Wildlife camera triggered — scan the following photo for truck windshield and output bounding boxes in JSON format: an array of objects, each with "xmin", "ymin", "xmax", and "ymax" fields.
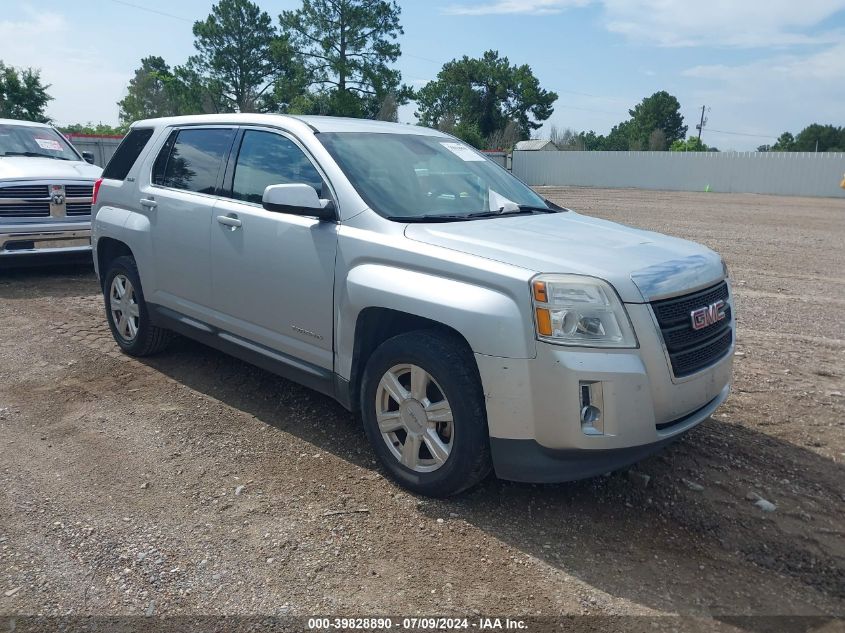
[
  {"xmin": 0, "ymin": 124, "xmax": 80, "ymax": 161},
  {"xmin": 318, "ymin": 132, "xmax": 548, "ymax": 220}
]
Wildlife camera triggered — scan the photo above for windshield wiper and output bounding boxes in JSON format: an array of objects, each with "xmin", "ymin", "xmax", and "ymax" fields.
[
  {"xmin": 0, "ymin": 151, "xmax": 70, "ymax": 160},
  {"xmin": 391, "ymin": 213, "xmax": 477, "ymax": 223},
  {"xmin": 390, "ymin": 205, "xmax": 562, "ymax": 223},
  {"xmin": 469, "ymin": 205, "xmax": 560, "ymax": 218}
]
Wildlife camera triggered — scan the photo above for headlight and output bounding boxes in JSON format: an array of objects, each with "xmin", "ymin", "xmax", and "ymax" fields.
[{"xmin": 531, "ymin": 274, "xmax": 638, "ymax": 348}]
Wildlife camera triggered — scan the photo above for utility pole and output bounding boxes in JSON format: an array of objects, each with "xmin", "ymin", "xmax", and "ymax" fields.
[{"xmin": 696, "ymin": 105, "xmax": 707, "ymax": 142}]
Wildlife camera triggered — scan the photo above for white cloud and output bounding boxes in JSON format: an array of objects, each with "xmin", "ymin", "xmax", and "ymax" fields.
[
  {"xmin": 0, "ymin": 8, "xmax": 130, "ymax": 125},
  {"xmin": 602, "ymin": 0, "xmax": 845, "ymax": 47},
  {"xmin": 681, "ymin": 41, "xmax": 845, "ymax": 144},
  {"xmin": 445, "ymin": 0, "xmax": 845, "ymax": 48},
  {"xmin": 443, "ymin": 0, "xmax": 590, "ymax": 16}
]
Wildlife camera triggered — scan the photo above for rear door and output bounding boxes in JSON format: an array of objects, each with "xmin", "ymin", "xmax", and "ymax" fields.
[
  {"xmin": 142, "ymin": 126, "xmax": 235, "ymax": 316},
  {"xmin": 209, "ymin": 127, "xmax": 338, "ymax": 371}
]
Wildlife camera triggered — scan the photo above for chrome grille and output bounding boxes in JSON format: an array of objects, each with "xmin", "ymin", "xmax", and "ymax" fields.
[
  {"xmin": 66, "ymin": 203, "xmax": 92, "ymax": 216},
  {"xmin": 0, "ymin": 184, "xmax": 49, "ymax": 199},
  {"xmin": 65, "ymin": 184, "xmax": 93, "ymax": 198},
  {"xmin": 0, "ymin": 181, "xmax": 94, "ymax": 219},
  {"xmin": 0, "ymin": 201, "xmax": 50, "ymax": 217}
]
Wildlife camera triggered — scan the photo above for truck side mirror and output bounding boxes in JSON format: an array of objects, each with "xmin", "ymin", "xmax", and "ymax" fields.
[
  {"xmin": 262, "ymin": 183, "xmax": 335, "ymax": 221},
  {"xmin": 82, "ymin": 151, "xmax": 96, "ymax": 165}
]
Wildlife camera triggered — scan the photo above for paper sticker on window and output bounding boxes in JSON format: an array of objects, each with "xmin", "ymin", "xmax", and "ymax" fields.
[
  {"xmin": 35, "ymin": 138, "xmax": 63, "ymax": 151},
  {"xmin": 440, "ymin": 142, "xmax": 486, "ymax": 162}
]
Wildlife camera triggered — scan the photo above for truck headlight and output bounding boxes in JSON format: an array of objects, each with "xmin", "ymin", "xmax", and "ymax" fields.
[{"xmin": 532, "ymin": 274, "xmax": 638, "ymax": 348}]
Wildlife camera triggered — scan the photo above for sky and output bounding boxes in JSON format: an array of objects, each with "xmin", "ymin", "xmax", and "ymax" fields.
[{"xmin": 1, "ymin": 0, "xmax": 844, "ymax": 150}]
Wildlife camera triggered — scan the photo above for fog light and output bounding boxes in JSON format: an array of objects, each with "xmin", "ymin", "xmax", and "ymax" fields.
[
  {"xmin": 581, "ymin": 405, "xmax": 601, "ymax": 425},
  {"xmin": 579, "ymin": 381, "xmax": 604, "ymax": 435}
]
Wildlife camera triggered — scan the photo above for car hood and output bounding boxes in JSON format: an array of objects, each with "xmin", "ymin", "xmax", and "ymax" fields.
[
  {"xmin": 404, "ymin": 211, "xmax": 724, "ymax": 303},
  {"xmin": 0, "ymin": 156, "xmax": 102, "ymax": 180}
]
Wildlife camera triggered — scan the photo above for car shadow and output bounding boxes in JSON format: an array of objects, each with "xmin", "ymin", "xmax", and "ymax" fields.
[
  {"xmin": 0, "ymin": 257, "xmax": 96, "ymax": 299},
  {"xmin": 139, "ymin": 337, "xmax": 845, "ymax": 623}
]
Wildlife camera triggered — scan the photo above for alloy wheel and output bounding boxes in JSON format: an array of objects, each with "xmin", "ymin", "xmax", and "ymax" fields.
[{"xmin": 375, "ymin": 363, "xmax": 454, "ymax": 472}]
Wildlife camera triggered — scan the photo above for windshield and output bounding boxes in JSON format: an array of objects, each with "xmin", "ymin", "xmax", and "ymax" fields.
[
  {"xmin": 318, "ymin": 132, "xmax": 548, "ymax": 220},
  {"xmin": 0, "ymin": 124, "xmax": 80, "ymax": 161}
]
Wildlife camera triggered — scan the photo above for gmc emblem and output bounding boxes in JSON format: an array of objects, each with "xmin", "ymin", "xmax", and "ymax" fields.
[{"xmin": 691, "ymin": 300, "xmax": 726, "ymax": 330}]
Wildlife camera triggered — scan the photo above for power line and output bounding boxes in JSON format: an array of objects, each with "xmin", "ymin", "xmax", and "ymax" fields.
[
  {"xmin": 553, "ymin": 104, "xmax": 627, "ymax": 116},
  {"xmin": 706, "ymin": 128, "xmax": 776, "ymax": 139},
  {"xmin": 105, "ymin": 0, "xmax": 193, "ymax": 22}
]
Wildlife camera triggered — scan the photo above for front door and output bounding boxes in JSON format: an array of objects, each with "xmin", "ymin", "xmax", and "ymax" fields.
[{"xmin": 209, "ymin": 128, "xmax": 337, "ymax": 371}]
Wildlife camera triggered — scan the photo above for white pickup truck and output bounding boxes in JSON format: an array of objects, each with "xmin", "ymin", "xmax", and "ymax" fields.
[{"xmin": 0, "ymin": 118, "xmax": 102, "ymax": 259}]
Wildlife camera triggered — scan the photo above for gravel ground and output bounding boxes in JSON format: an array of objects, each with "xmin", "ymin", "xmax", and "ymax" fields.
[{"xmin": 0, "ymin": 187, "xmax": 843, "ymax": 624}]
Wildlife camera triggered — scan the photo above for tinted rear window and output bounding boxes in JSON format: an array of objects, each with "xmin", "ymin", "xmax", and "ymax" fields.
[
  {"xmin": 155, "ymin": 128, "xmax": 234, "ymax": 194},
  {"xmin": 102, "ymin": 128, "xmax": 154, "ymax": 180}
]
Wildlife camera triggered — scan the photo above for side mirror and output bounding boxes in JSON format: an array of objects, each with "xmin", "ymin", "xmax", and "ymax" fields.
[
  {"xmin": 262, "ymin": 183, "xmax": 335, "ymax": 221},
  {"xmin": 82, "ymin": 151, "xmax": 96, "ymax": 165}
]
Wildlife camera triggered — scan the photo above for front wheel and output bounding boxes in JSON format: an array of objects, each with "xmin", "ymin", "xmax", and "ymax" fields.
[{"xmin": 360, "ymin": 330, "xmax": 492, "ymax": 497}]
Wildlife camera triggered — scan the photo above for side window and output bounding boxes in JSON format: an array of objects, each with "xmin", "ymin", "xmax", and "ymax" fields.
[
  {"xmin": 102, "ymin": 128, "xmax": 154, "ymax": 180},
  {"xmin": 232, "ymin": 130, "xmax": 324, "ymax": 205},
  {"xmin": 154, "ymin": 128, "xmax": 234, "ymax": 194}
]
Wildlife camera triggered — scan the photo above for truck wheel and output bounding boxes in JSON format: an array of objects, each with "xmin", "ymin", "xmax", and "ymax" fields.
[
  {"xmin": 103, "ymin": 255, "xmax": 172, "ymax": 356},
  {"xmin": 360, "ymin": 330, "xmax": 492, "ymax": 496}
]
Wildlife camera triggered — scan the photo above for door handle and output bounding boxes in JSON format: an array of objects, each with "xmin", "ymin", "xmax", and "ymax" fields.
[
  {"xmin": 217, "ymin": 214, "xmax": 242, "ymax": 229},
  {"xmin": 140, "ymin": 198, "xmax": 157, "ymax": 209}
]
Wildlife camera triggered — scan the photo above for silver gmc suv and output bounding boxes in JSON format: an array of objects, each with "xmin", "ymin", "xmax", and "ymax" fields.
[
  {"xmin": 92, "ymin": 114, "xmax": 734, "ymax": 496},
  {"xmin": 1, "ymin": 118, "xmax": 102, "ymax": 258}
]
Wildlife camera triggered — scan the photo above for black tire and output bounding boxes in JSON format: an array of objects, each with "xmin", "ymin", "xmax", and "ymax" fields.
[
  {"xmin": 103, "ymin": 255, "xmax": 172, "ymax": 356},
  {"xmin": 360, "ymin": 330, "xmax": 492, "ymax": 497}
]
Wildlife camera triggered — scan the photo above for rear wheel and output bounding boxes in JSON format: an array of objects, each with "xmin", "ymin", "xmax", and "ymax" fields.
[
  {"xmin": 103, "ymin": 255, "xmax": 172, "ymax": 356},
  {"xmin": 360, "ymin": 330, "xmax": 491, "ymax": 496}
]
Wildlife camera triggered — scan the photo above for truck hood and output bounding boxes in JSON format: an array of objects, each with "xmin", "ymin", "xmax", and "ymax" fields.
[
  {"xmin": 0, "ymin": 156, "xmax": 102, "ymax": 180},
  {"xmin": 404, "ymin": 211, "xmax": 724, "ymax": 303}
]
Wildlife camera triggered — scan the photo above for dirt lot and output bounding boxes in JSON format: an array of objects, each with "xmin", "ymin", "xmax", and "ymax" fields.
[{"xmin": 1, "ymin": 188, "xmax": 843, "ymax": 625}]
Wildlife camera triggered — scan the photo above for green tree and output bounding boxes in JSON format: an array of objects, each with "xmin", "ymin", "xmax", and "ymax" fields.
[
  {"xmin": 628, "ymin": 91, "xmax": 687, "ymax": 150},
  {"xmin": 415, "ymin": 50, "xmax": 557, "ymax": 142},
  {"xmin": 192, "ymin": 0, "xmax": 292, "ymax": 112},
  {"xmin": 576, "ymin": 130, "xmax": 604, "ymax": 151},
  {"xmin": 670, "ymin": 137, "xmax": 709, "ymax": 152},
  {"xmin": 118, "ymin": 57, "xmax": 229, "ymax": 125},
  {"xmin": 280, "ymin": 0, "xmax": 409, "ymax": 118},
  {"xmin": 118, "ymin": 56, "xmax": 180, "ymax": 124},
  {"xmin": 60, "ymin": 122, "xmax": 127, "ymax": 136},
  {"xmin": 0, "ymin": 62, "xmax": 52, "ymax": 122},
  {"xmin": 772, "ymin": 132, "xmax": 795, "ymax": 151},
  {"xmin": 793, "ymin": 123, "xmax": 844, "ymax": 152},
  {"xmin": 602, "ymin": 121, "xmax": 634, "ymax": 151}
]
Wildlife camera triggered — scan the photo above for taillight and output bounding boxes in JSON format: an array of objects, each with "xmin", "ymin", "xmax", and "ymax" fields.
[{"xmin": 92, "ymin": 178, "xmax": 103, "ymax": 206}]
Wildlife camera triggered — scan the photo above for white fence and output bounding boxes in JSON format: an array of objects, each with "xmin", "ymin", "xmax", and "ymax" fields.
[
  {"xmin": 66, "ymin": 135, "xmax": 123, "ymax": 168},
  {"xmin": 512, "ymin": 151, "xmax": 845, "ymax": 198}
]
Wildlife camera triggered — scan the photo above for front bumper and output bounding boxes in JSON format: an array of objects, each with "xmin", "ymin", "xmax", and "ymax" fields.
[
  {"xmin": 476, "ymin": 303, "xmax": 734, "ymax": 483},
  {"xmin": 489, "ymin": 384, "xmax": 729, "ymax": 482},
  {"xmin": 0, "ymin": 222, "xmax": 91, "ymax": 257}
]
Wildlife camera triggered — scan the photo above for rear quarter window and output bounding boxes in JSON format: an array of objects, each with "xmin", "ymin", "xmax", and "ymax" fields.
[{"xmin": 102, "ymin": 128, "xmax": 154, "ymax": 180}]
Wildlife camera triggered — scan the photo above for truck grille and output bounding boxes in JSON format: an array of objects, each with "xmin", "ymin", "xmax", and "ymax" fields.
[
  {"xmin": 0, "ymin": 185, "xmax": 49, "ymax": 199},
  {"xmin": 0, "ymin": 202, "xmax": 50, "ymax": 217},
  {"xmin": 651, "ymin": 281, "xmax": 733, "ymax": 377},
  {"xmin": 65, "ymin": 184, "xmax": 93, "ymax": 198},
  {"xmin": 66, "ymin": 203, "xmax": 92, "ymax": 216},
  {"xmin": 0, "ymin": 181, "xmax": 94, "ymax": 219}
]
